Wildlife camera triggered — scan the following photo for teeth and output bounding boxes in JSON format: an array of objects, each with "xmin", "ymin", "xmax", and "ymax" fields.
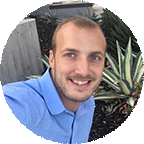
[{"xmin": 73, "ymin": 80, "xmax": 89, "ymax": 85}]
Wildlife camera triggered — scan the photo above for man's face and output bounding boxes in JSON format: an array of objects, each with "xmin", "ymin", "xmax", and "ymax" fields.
[{"xmin": 49, "ymin": 22, "xmax": 106, "ymax": 103}]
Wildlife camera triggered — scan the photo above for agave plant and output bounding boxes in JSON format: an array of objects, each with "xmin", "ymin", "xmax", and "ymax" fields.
[
  {"xmin": 94, "ymin": 38, "xmax": 144, "ymax": 107},
  {"xmin": 77, "ymin": 7, "xmax": 101, "ymax": 23},
  {"xmin": 38, "ymin": 8, "xmax": 63, "ymax": 25},
  {"xmin": 26, "ymin": 55, "xmax": 50, "ymax": 79},
  {"xmin": 100, "ymin": 8, "xmax": 140, "ymax": 60}
]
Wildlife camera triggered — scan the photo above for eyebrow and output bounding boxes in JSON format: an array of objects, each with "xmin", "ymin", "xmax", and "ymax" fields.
[
  {"xmin": 61, "ymin": 48, "xmax": 105, "ymax": 57},
  {"xmin": 91, "ymin": 51, "xmax": 105, "ymax": 57},
  {"xmin": 61, "ymin": 48, "xmax": 79, "ymax": 54}
]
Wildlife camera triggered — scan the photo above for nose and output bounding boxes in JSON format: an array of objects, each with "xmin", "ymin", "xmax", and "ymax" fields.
[{"xmin": 75, "ymin": 58, "xmax": 90, "ymax": 77}]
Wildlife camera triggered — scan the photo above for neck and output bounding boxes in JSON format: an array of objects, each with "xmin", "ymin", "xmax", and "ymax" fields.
[{"xmin": 60, "ymin": 95, "xmax": 82, "ymax": 113}]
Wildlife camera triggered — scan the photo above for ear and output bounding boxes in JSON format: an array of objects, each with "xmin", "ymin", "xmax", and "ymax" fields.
[{"xmin": 49, "ymin": 50, "xmax": 55, "ymax": 69}]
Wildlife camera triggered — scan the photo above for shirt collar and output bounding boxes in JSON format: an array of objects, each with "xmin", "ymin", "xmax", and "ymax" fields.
[
  {"xmin": 38, "ymin": 68, "xmax": 65, "ymax": 115},
  {"xmin": 38, "ymin": 68, "xmax": 95, "ymax": 116}
]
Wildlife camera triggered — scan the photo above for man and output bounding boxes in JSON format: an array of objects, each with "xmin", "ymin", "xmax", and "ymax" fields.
[{"xmin": 2, "ymin": 16, "xmax": 106, "ymax": 144}]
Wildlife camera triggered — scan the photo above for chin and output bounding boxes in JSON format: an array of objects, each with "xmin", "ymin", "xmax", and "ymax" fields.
[
  {"xmin": 70, "ymin": 92, "xmax": 92, "ymax": 102},
  {"xmin": 69, "ymin": 96, "xmax": 90, "ymax": 103}
]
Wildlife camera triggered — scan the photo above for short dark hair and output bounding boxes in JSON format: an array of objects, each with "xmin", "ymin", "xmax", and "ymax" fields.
[{"xmin": 52, "ymin": 16, "xmax": 105, "ymax": 55}]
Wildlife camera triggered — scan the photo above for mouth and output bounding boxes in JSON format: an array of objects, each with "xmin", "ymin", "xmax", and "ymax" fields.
[{"xmin": 68, "ymin": 79, "xmax": 92, "ymax": 89}]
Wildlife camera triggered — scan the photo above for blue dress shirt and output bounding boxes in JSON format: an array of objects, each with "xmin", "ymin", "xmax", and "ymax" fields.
[{"xmin": 2, "ymin": 68, "xmax": 95, "ymax": 144}]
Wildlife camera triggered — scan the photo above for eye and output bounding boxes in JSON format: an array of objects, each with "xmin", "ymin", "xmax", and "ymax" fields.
[
  {"xmin": 91, "ymin": 56, "xmax": 99, "ymax": 60},
  {"xmin": 66, "ymin": 53, "xmax": 75, "ymax": 57}
]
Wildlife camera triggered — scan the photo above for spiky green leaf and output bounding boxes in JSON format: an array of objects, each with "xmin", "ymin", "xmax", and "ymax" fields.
[
  {"xmin": 103, "ymin": 68, "xmax": 120, "ymax": 81},
  {"xmin": 39, "ymin": 57, "xmax": 50, "ymax": 68},
  {"xmin": 121, "ymin": 47, "xmax": 137, "ymax": 58},
  {"xmin": 135, "ymin": 65, "xmax": 144, "ymax": 83},
  {"xmin": 116, "ymin": 41, "xmax": 125, "ymax": 78},
  {"xmin": 26, "ymin": 75, "xmax": 41, "ymax": 79},
  {"xmin": 102, "ymin": 75, "xmax": 121, "ymax": 92},
  {"xmin": 105, "ymin": 52, "xmax": 119, "ymax": 76},
  {"xmin": 133, "ymin": 51, "xmax": 143, "ymax": 82},
  {"xmin": 126, "ymin": 97, "xmax": 136, "ymax": 107},
  {"xmin": 124, "ymin": 38, "xmax": 133, "ymax": 88},
  {"xmin": 44, "ymin": 54, "xmax": 49, "ymax": 61},
  {"xmin": 115, "ymin": 79, "xmax": 132, "ymax": 95},
  {"xmin": 93, "ymin": 92, "xmax": 129, "ymax": 100}
]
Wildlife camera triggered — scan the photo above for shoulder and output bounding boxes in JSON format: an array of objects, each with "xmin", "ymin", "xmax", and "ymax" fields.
[
  {"xmin": 3, "ymin": 79, "xmax": 40, "ymax": 95},
  {"xmin": 2, "ymin": 79, "xmax": 44, "ymax": 101},
  {"xmin": 2, "ymin": 79, "xmax": 46, "ymax": 126}
]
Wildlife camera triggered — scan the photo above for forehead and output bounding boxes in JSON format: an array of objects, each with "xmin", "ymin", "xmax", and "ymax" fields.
[
  {"xmin": 58, "ymin": 22, "xmax": 96, "ymax": 37},
  {"xmin": 56, "ymin": 22, "xmax": 106, "ymax": 53},
  {"xmin": 57, "ymin": 23, "xmax": 103, "ymax": 40}
]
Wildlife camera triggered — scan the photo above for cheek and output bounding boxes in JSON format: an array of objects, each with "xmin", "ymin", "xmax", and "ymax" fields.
[
  {"xmin": 93, "ymin": 66, "xmax": 104, "ymax": 77},
  {"xmin": 57, "ymin": 58, "xmax": 75, "ymax": 72},
  {"xmin": 56, "ymin": 62, "xmax": 72, "ymax": 75}
]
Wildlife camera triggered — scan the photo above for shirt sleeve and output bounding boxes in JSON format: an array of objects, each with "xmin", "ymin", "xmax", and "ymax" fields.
[{"xmin": 3, "ymin": 85, "xmax": 30, "ymax": 125}]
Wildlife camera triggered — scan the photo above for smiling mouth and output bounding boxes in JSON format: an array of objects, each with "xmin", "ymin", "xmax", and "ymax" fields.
[{"xmin": 69, "ymin": 79, "xmax": 91, "ymax": 85}]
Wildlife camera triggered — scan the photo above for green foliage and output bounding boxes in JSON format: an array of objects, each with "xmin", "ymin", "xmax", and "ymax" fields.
[
  {"xmin": 38, "ymin": 8, "xmax": 63, "ymax": 25},
  {"xmin": 94, "ymin": 38, "xmax": 144, "ymax": 107},
  {"xmin": 26, "ymin": 55, "xmax": 50, "ymax": 79},
  {"xmin": 101, "ymin": 8, "xmax": 140, "ymax": 59},
  {"xmin": 26, "ymin": 75, "xmax": 41, "ymax": 79},
  {"xmin": 77, "ymin": 7, "xmax": 101, "ymax": 23},
  {"xmin": 39, "ymin": 54, "xmax": 50, "ymax": 68}
]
